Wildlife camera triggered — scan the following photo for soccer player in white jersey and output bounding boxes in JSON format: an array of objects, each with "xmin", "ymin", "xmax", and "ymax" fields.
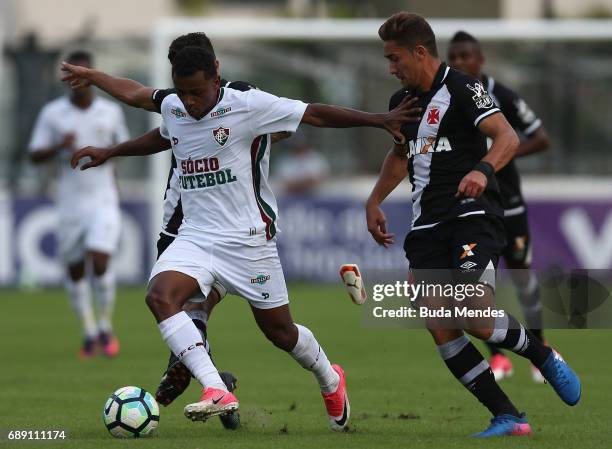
[
  {"xmin": 60, "ymin": 34, "xmax": 288, "ymax": 430},
  {"xmin": 71, "ymin": 46, "xmax": 420, "ymax": 431},
  {"xmin": 29, "ymin": 51, "xmax": 128, "ymax": 358}
]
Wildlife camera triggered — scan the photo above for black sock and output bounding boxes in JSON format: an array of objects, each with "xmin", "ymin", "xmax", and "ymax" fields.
[
  {"xmin": 438, "ymin": 335, "xmax": 520, "ymax": 417},
  {"xmin": 488, "ymin": 313, "xmax": 552, "ymax": 368},
  {"xmin": 486, "ymin": 342, "xmax": 504, "ymax": 357},
  {"xmin": 529, "ymin": 328, "xmax": 544, "ymax": 342}
]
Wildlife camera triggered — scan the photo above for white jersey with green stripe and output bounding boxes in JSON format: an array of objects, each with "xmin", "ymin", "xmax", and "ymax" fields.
[{"xmin": 159, "ymin": 87, "xmax": 307, "ymax": 244}]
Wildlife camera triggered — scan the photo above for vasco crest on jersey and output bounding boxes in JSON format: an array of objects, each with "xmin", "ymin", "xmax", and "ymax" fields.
[
  {"xmin": 466, "ymin": 82, "xmax": 494, "ymax": 109},
  {"xmin": 213, "ymin": 126, "xmax": 230, "ymax": 146}
]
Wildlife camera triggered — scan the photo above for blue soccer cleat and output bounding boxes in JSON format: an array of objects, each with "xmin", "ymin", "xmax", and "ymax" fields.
[
  {"xmin": 539, "ymin": 350, "xmax": 581, "ymax": 406},
  {"xmin": 472, "ymin": 413, "xmax": 532, "ymax": 438}
]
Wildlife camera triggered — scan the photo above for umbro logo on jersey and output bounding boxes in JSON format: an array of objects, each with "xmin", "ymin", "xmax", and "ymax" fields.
[
  {"xmin": 210, "ymin": 106, "xmax": 232, "ymax": 118},
  {"xmin": 213, "ymin": 126, "xmax": 230, "ymax": 146},
  {"xmin": 460, "ymin": 243, "xmax": 477, "ymax": 259},
  {"xmin": 170, "ymin": 107, "xmax": 187, "ymax": 118},
  {"xmin": 460, "ymin": 261, "xmax": 478, "ymax": 270},
  {"xmin": 427, "ymin": 107, "xmax": 440, "ymax": 125},
  {"xmin": 466, "ymin": 83, "xmax": 494, "ymax": 109}
]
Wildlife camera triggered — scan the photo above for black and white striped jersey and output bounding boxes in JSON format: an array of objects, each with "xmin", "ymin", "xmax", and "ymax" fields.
[
  {"xmin": 151, "ymin": 79, "xmax": 259, "ymax": 236},
  {"xmin": 483, "ymin": 75, "xmax": 542, "ymax": 216},
  {"xmin": 389, "ymin": 62, "xmax": 503, "ymax": 232}
]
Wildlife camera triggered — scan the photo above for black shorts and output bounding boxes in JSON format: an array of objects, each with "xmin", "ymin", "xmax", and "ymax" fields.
[
  {"xmin": 502, "ymin": 210, "xmax": 531, "ymax": 268},
  {"xmin": 156, "ymin": 232, "xmax": 176, "ymax": 260},
  {"xmin": 404, "ymin": 215, "xmax": 506, "ymax": 286}
]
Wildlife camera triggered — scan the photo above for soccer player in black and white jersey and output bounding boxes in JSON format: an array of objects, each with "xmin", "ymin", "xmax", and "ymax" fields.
[
  {"xmin": 366, "ymin": 13, "xmax": 580, "ymax": 437},
  {"xmin": 60, "ymin": 33, "xmax": 277, "ymax": 429},
  {"xmin": 448, "ymin": 30, "xmax": 552, "ymax": 383}
]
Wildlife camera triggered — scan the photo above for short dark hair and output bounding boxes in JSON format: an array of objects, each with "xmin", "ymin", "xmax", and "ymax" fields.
[
  {"xmin": 168, "ymin": 32, "xmax": 215, "ymax": 64},
  {"xmin": 171, "ymin": 46, "xmax": 217, "ymax": 79},
  {"xmin": 378, "ymin": 12, "xmax": 438, "ymax": 57},
  {"xmin": 66, "ymin": 50, "xmax": 93, "ymax": 65},
  {"xmin": 450, "ymin": 31, "xmax": 480, "ymax": 46}
]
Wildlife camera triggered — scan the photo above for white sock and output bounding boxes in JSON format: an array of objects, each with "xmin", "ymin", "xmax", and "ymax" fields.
[
  {"xmin": 291, "ymin": 324, "xmax": 339, "ymax": 394},
  {"xmin": 185, "ymin": 309, "xmax": 210, "ymax": 354},
  {"xmin": 158, "ymin": 311, "xmax": 226, "ymax": 391},
  {"xmin": 65, "ymin": 277, "xmax": 97, "ymax": 338},
  {"xmin": 92, "ymin": 270, "xmax": 116, "ymax": 333}
]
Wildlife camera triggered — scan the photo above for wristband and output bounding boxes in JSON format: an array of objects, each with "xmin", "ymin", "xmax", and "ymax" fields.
[{"xmin": 473, "ymin": 161, "xmax": 495, "ymax": 180}]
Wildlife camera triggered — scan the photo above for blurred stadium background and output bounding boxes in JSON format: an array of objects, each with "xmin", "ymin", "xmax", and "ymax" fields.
[{"xmin": 1, "ymin": 0, "xmax": 611, "ymax": 288}]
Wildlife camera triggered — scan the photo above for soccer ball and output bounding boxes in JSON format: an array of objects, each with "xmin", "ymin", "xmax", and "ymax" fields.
[{"xmin": 102, "ymin": 386, "xmax": 160, "ymax": 438}]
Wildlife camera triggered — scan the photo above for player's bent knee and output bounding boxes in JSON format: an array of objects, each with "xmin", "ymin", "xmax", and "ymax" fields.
[
  {"xmin": 465, "ymin": 327, "xmax": 494, "ymax": 340},
  {"xmin": 90, "ymin": 252, "xmax": 110, "ymax": 276},
  {"xmin": 145, "ymin": 289, "xmax": 173, "ymax": 313},
  {"xmin": 427, "ymin": 328, "xmax": 463, "ymax": 345}
]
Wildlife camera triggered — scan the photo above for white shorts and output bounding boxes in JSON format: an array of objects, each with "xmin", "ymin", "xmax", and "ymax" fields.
[
  {"xmin": 149, "ymin": 235, "xmax": 289, "ymax": 310},
  {"xmin": 57, "ymin": 207, "xmax": 121, "ymax": 265}
]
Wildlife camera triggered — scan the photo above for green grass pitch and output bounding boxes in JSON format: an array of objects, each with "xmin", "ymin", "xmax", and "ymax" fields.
[{"xmin": 1, "ymin": 284, "xmax": 611, "ymax": 448}]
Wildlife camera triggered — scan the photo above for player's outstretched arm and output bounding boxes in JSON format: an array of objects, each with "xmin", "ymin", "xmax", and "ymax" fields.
[
  {"xmin": 456, "ymin": 113, "xmax": 519, "ymax": 198},
  {"xmin": 71, "ymin": 128, "xmax": 171, "ymax": 170},
  {"xmin": 301, "ymin": 96, "xmax": 421, "ymax": 143},
  {"xmin": 61, "ymin": 62, "xmax": 158, "ymax": 112},
  {"xmin": 365, "ymin": 144, "xmax": 408, "ymax": 247},
  {"xmin": 516, "ymin": 127, "xmax": 550, "ymax": 158}
]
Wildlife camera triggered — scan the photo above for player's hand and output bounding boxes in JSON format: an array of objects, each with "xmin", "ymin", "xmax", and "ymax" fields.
[
  {"xmin": 71, "ymin": 146, "xmax": 111, "ymax": 170},
  {"xmin": 456, "ymin": 170, "xmax": 488, "ymax": 198},
  {"xmin": 383, "ymin": 96, "xmax": 421, "ymax": 144},
  {"xmin": 366, "ymin": 201, "xmax": 395, "ymax": 248},
  {"xmin": 61, "ymin": 61, "xmax": 92, "ymax": 89}
]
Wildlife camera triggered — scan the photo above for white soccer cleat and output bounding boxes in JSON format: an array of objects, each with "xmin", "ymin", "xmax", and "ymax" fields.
[{"xmin": 339, "ymin": 264, "xmax": 367, "ymax": 305}]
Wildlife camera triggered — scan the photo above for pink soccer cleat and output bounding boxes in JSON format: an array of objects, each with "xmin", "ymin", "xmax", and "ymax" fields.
[
  {"xmin": 184, "ymin": 387, "xmax": 239, "ymax": 422},
  {"xmin": 489, "ymin": 354, "xmax": 513, "ymax": 381},
  {"xmin": 78, "ymin": 337, "xmax": 97, "ymax": 359},
  {"xmin": 99, "ymin": 332, "xmax": 120, "ymax": 358},
  {"xmin": 322, "ymin": 364, "xmax": 350, "ymax": 432}
]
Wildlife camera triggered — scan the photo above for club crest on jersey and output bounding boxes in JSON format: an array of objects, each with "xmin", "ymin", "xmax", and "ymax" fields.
[
  {"xmin": 213, "ymin": 126, "xmax": 230, "ymax": 146},
  {"xmin": 466, "ymin": 83, "xmax": 494, "ymax": 109},
  {"xmin": 170, "ymin": 107, "xmax": 187, "ymax": 118},
  {"xmin": 427, "ymin": 107, "xmax": 440, "ymax": 125}
]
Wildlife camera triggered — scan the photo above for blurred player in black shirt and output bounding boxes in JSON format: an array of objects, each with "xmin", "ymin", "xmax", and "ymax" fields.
[
  {"xmin": 367, "ymin": 12, "xmax": 580, "ymax": 438},
  {"xmin": 448, "ymin": 30, "xmax": 551, "ymax": 384}
]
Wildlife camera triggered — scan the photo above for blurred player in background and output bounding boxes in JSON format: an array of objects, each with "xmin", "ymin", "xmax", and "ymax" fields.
[
  {"xmin": 29, "ymin": 50, "xmax": 128, "ymax": 359},
  {"xmin": 448, "ymin": 31, "xmax": 551, "ymax": 383},
  {"xmin": 367, "ymin": 12, "xmax": 579, "ymax": 437},
  {"xmin": 276, "ymin": 132, "xmax": 330, "ymax": 194}
]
